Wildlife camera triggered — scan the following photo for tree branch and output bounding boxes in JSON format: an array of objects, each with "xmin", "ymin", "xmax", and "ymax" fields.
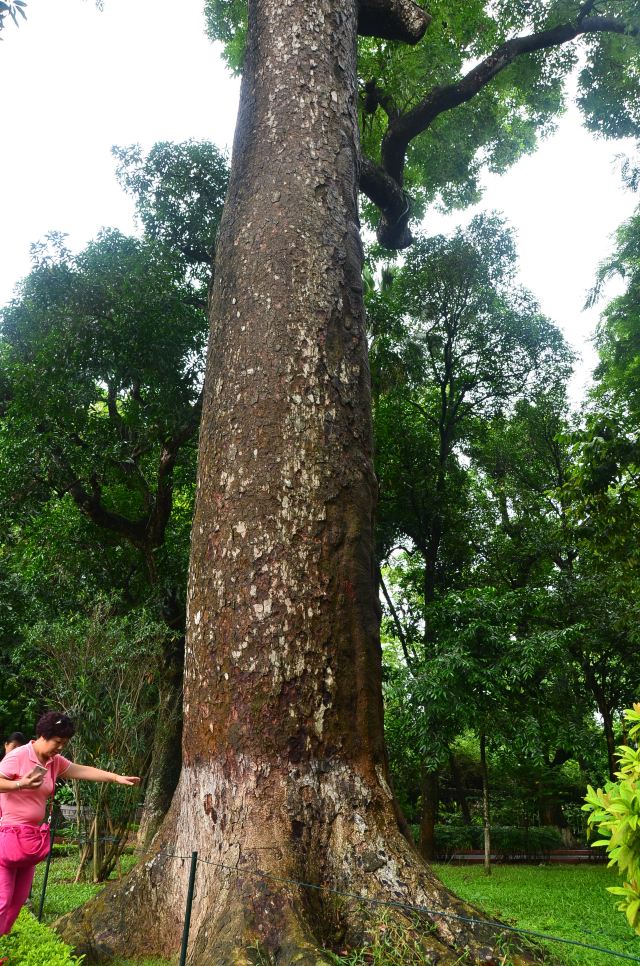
[
  {"xmin": 383, "ymin": 16, "xmax": 633, "ymax": 184},
  {"xmin": 358, "ymin": 0, "xmax": 430, "ymax": 44},
  {"xmin": 64, "ymin": 475, "xmax": 148, "ymax": 547},
  {"xmin": 360, "ymin": 158, "xmax": 413, "ymax": 248},
  {"xmin": 359, "ymin": 13, "xmax": 636, "ymax": 248},
  {"xmin": 379, "ymin": 569, "xmax": 415, "ymax": 668}
]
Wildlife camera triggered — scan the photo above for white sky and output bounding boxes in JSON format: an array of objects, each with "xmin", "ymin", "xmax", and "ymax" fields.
[{"xmin": 1, "ymin": 0, "xmax": 637, "ymax": 403}]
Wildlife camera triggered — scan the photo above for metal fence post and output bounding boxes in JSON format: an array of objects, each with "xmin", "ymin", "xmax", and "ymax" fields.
[
  {"xmin": 179, "ymin": 850, "xmax": 198, "ymax": 966},
  {"xmin": 37, "ymin": 827, "xmax": 55, "ymax": 922}
]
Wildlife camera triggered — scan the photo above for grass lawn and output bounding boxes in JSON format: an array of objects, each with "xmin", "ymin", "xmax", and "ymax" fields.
[
  {"xmin": 435, "ymin": 863, "xmax": 640, "ymax": 966},
  {"xmin": 31, "ymin": 853, "xmax": 172, "ymax": 966}
]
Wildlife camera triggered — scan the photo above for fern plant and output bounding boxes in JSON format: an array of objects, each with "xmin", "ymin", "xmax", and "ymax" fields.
[{"xmin": 583, "ymin": 702, "xmax": 640, "ymax": 934}]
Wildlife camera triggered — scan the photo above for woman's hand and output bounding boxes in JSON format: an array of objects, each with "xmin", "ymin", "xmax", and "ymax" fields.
[
  {"xmin": 114, "ymin": 775, "xmax": 141, "ymax": 786},
  {"xmin": 18, "ymin": 771, "xmax": 44, "ymax": 789}
]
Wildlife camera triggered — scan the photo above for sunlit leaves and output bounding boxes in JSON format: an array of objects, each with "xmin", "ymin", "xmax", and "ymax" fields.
[{"xmin": 583, "ymin": 704, "xmax": 640, "ymax": 935}]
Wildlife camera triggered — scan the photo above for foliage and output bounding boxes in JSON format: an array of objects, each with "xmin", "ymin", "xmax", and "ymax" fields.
[
  {"xmin": 583, "ymin": 703, "xmax": 640, "ymax": 935},
  {"xmin": 0, "ymin": 909, "xmax": 84, "ymax": 965},
  {"xmin": 0, "ymin": 139, "xmax": 229, "ymax": 759},
  {"xmin": 206, "ymin": 0, "xmax": 640, "ymax": 241},
  {"xmin": 433, "ymin": 823, "xmax": 565, "ymax": 858},
  {"xmin": 23, "ymin": 598, "xmax": 169, "ymax": 880},
  {"xmin": 112, "ymin": 140, "xmax": 229, "ymax": 280},
  {"xmin": 567, "ymin": 205, "xmax": 640, "ymax": 572},
  {"xmin": 0, "ymin": 0, "xmax": 26, "ymax": 36}
]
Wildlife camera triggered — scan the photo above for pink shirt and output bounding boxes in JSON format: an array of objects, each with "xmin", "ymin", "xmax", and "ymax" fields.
[{"xmin": 0, "ymin": 741, "xmax": 71, "ymax": 826}]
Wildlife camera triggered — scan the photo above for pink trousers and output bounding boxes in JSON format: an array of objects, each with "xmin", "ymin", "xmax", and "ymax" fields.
[{"xmin": 0, "ymin": 860, "xmax": 36, "ymax": 935}]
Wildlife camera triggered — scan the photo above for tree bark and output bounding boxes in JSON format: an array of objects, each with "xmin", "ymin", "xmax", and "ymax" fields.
[{"xmin": 56, "ymin": 1, "xmax": 532, "ymax": 961}]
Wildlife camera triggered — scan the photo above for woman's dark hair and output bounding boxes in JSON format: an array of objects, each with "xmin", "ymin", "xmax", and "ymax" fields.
[
  {"xmin": 36, "ymin": 712, "xmax": 75, "ymax": 740},
  {"xmin": 4, "ymin": 731, "xmax": 27, "ymax": 746}
]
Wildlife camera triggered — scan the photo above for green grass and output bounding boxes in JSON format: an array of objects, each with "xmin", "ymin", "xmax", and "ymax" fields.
[
  {"xmin": 28, "ymin": 852, "xmax": 173, "ymax": 966},
  {"xmin": 435, "ymin": 862, "xmax": 640, "ymax": 965}
]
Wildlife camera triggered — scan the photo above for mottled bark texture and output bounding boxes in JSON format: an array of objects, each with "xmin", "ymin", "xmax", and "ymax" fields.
[{"xmin": 57, "ymin": 1, "xmax": 531, "ymax": 962}]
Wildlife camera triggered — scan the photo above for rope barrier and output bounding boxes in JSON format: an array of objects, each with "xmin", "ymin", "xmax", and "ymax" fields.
[{"xmin": 40, "ymin": 837, "xmax": 640, "ymax": 963}]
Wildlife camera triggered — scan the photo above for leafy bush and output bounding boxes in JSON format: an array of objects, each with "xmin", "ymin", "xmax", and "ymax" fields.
[
  {"xmin": 0, "ymin": 908, "xmax": 84, "ymax": 964},
  {"xmin": 52, "ymin": 842, "xmax": 80, "ymax": 858},
  {"xmin": 433, "ymin": 824, "xmax": 563, "ymax": 857},
  {"xmin": 583, "ymin": 702, "xmax": 640, "ymax": 935}
]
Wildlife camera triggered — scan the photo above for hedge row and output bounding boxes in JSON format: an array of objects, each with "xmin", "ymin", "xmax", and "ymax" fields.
[
  {"xmin": 0, "ymin": 909, "xmax": 83, "ymax": 964},
  {"xmin": 415, "ymin": 824, "xmax": 567, "ymax": 856}
]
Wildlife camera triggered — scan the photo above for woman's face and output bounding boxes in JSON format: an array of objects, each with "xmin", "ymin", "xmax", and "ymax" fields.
[
  {"xmin": 37, "ymin": 735, "xmax": 69, "ymax": 759},
  {"xmin": 4, "ymin": 740, "xmax": 20, "ymax": 755}
]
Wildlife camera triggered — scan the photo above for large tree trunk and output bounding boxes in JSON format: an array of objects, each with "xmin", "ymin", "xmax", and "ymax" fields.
[{"xmin": 57, "ymin": 1, "xmax": 532, "ymax": 962}]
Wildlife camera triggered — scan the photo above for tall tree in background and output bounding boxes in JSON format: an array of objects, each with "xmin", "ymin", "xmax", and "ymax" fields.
[
  {"xmin": 370, "ymin": 216, "xmax": 572, "ymax": 858},
  {"xmin": 57, "ymin": 1, "xmax": 640, "ymax": 963},
  {"xmin": 0, "ymin": 141, "xmax": 228, "ymax": 843}
]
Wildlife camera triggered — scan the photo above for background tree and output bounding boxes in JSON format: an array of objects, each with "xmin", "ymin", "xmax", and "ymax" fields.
[
  {"xmin": 0, "ymin": 140, "xmax": 228, "ymax": 842},
  {"xmin": 371, "ymin": 216, "xmax": 573, "ymax": 856}
]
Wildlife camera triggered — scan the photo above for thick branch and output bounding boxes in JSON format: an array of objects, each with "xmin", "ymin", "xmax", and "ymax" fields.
[
  {"xmin": 382, "ymin": 15, "xmax": 633, "ymax": 184},
  {"xmin": 53, "ymin": 391, "xmax": 203, "ymax": 554},
  {"xmin": 358, "ymin": 0, "xmax": 430, "ymax": 44},
  {"xmin": 360, "ymin": 158, "xmax": 414, "ymax": 248},
  {"xmin": 65, "ymin": 476, "xmax": 148, "ymax": 546},
  {"xmin": 359, "ymin": 13, "xmax": 635, "ymax": 248}
]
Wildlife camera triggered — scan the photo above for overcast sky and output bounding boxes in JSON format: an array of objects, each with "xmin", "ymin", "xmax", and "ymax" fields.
[{"xmin": 1, "ymin": 0, "xmax": 637, "ymax": 401}]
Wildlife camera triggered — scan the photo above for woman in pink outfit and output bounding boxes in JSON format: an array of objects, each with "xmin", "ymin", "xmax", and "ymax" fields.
[{"xmin": 0, "ymin": 712, "xmax": 140, "ymax": 938}]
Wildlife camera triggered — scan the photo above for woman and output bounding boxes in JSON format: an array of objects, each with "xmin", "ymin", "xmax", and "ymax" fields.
[
  {"xmin": 1, "ymin": 736, "xmax": 26, "ymax": 761},
  {"xmin": 0, "ymin": 735, "xmax": 27, "ymax": 826},
  {"xmin": 0, "ymin": 711, "xmax": 140, "ymax": 937}
]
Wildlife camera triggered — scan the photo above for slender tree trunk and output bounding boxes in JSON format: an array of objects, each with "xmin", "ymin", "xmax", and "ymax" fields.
[
  {"xmin": 583, "ymin": 664, "xmax": 617, "ymax": 780},
  {"xmin": 449, "ymin": 751, "xmax": 472, "ymax": 825},
  {"xmin": 600, "ymin": 697, "xmax": 618, "ymax": 781},
  {"xmin": 136, "ymin": 587, "xmax": 186, "ymax": 846},
  {"xmin": 57, "ymin": 2, "xmax": 533, "ymax": 961},
  {"xmin": 418, "ymin": 769, "xmax": 439, "ymax": 860},
  {"xmin": 480, "ymin": 733, "xmax": 491, "ymax": 877}
]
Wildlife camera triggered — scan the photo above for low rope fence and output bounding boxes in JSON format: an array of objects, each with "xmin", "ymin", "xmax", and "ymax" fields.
[{"xmin": 33, "ymin": 832, "xmax": 640, "ymax": 964}]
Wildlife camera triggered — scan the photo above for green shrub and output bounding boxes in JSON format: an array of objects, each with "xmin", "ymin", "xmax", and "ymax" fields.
[
  {"xmin": 432, "ymin": 824, "xmax": 563, "ymax": 857},
  {"xmin": 583, "ymin": 702, "xmax": 640, "ymax": 935},
  {"xmin": 0, "ymin": 908, "xmax": 84, "ymax": 964},
  {"xmin": 52, "ymin": 842, "xmax": 80, "ymax": 858}
]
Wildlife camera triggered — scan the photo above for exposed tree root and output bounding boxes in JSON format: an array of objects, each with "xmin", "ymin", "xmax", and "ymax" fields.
[{"xmin": 56, "ymin": 795, "xmax": 538, "ymax": 966}]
